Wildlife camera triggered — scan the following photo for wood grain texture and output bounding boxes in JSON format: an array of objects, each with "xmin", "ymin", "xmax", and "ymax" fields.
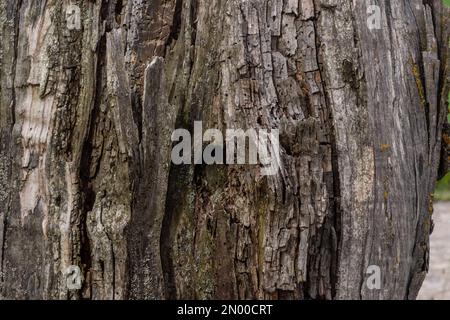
[{"xmin": 0, "ymin": 0, "xmax": 448, "ymax": 300}]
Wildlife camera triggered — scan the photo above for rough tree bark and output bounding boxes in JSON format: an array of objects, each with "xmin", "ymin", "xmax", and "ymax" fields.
[{"xmin": 0, "ymin": 0, "xmax": 449, "ymax": 300}]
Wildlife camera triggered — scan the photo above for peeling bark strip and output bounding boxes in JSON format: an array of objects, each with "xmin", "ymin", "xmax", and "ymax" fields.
[{"xmin": 0, "ymin": 0, "xmax": 448, "ymax": 300}]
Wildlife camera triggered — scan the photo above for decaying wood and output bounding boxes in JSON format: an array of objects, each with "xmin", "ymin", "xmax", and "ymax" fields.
[{"xmin": 0, "ymin": 0, "xmax": 448, "ymax": 300}]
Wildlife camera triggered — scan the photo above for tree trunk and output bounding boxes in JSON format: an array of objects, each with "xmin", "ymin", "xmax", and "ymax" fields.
[{"xmin": 0, "ymin": 0, "xmax": 448, "ymax": 300}]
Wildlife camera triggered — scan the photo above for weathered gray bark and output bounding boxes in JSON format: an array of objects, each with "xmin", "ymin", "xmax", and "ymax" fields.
[{"xmin": 0, "ymin": 0, "xmax": 448, "ymax": 300}]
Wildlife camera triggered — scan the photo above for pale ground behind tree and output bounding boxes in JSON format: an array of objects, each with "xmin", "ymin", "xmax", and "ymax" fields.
[{"xmin": 418, "ymin": 202, "xmax": 450, "ymax": 300}]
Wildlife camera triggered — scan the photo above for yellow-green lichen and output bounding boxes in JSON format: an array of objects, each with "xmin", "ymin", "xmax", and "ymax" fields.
[
  {"xmin": 380, "ymin": 144, "xmax": 390, "ymax": 152},
  {"xmin": 411, "ymin": 62, "xmax": 427, "ymax": 109},
  {"xmin": 194, "ymin": 229, "xmax": 216, "ymax": 299}
]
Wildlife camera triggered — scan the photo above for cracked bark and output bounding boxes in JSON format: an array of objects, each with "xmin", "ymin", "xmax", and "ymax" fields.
[{"xmin": 0, "ymin": 0, "xmax": 449, "ymax": 300}]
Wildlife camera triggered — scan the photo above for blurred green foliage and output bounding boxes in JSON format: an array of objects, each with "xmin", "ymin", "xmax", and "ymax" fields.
[
  {"xmin": 435, "ymin": 89, "xmax": 449, "ymax": 201},
  {"xmin": 434, "ymin": 0, "xmax": 449, "ymax": 201},
  {"xmin": 436, "ymin": 174, "xmax": 450, "ymax": 201}
]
